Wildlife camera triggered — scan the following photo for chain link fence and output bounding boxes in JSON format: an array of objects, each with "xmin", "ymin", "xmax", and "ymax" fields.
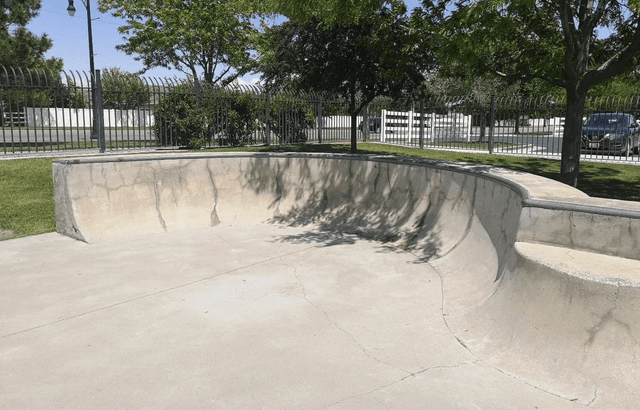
[{"xmin": 2, "ymin": 66, "xmax": 640, "ymax": 163}]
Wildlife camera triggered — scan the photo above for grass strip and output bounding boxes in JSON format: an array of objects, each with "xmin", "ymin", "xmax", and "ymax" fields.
[
  {"xmin": 2, "ymin": 140, "xmax": 156, "ymax": 152},
  {"xmin": 0, "ymin": 158, "xmax": 55, "ymax": 240}
]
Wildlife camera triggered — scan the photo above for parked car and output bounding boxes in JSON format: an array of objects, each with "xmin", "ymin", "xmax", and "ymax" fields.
[
  {"xmin": 581, "ymin": 112, "xmax": 640, "ymax": 156},
  {"xmin": 358, "ymin": 116, "xmax": 381, "ymax": 132}
]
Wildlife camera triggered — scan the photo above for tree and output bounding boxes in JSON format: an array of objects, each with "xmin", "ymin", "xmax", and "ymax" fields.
[
  {"xmin": 248, "ymin": 0, "xmax": 395, "ymax": 24},
  {"xmin": 98, "ymin": 0, "xmax": 257, "ymax": 87},
  {"xmin": 0, "ymin": 0, "xmax": 61, "ymax": 71},
  {"xmin": 0, "ymin": 0, "xmax": 65, "ymax": 120},
  {"xmin": 438, "ymin": 0, "xmax": 640, "ymax": 187},
  {"xmin": 48, "ymin": 78, "xmax": 88, "ymax": 109},
  {"xmin": 587, "ymin": 67, "xmax": 640, "ymax": 99},
  {"xmin": 101, "ymin": 68, "xmax": 151, "ymax": 109},
  {"xmin": 259, "ymin": 0, "xmax": 435, "ymax": 152}
]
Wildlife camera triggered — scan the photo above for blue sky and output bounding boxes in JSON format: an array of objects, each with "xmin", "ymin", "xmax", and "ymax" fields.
[{"xmin": 27, "ymin": 1, "xmax": 424, "ymax": 82}]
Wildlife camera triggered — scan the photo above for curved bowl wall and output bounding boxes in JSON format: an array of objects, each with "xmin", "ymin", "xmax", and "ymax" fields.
[{"xmin": 53, "ymin": 152, "xmax": 640, "ymax": 408}]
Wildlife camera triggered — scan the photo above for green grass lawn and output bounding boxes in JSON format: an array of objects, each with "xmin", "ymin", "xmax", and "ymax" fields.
[
  {"xmin": 0, "ymin": 158, "xmax": 55, "ymax": 240},
  {"xmin": 1, "ymin": 142, "xmax": 639, "ymax": 240}
]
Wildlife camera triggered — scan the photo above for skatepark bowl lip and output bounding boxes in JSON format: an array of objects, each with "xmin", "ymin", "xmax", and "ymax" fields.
[{"xmin": 24, "ymin": 152, "xmax": 640, "ymax": 407}]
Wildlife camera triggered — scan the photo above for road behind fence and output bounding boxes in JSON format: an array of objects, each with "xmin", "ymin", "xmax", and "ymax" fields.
[{"xmin": 2, "ymin": 66, "xmax": 640, "ymax": 163}]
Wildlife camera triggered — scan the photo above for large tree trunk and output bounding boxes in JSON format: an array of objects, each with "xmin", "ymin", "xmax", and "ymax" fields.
[{"xmin": 560, "ymin": 90, "xmax": 587, "ymax": 187}]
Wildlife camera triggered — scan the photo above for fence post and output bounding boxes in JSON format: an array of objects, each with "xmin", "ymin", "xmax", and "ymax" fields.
[
  {"xmin": 317, "ymin": 94, "xmax": 323, "ymax": 144},
  {"xmin": 265, "ymin": 90, "xmax": 271, "ymax": 146},
  {"xmin": 489, "ymin": 94, "xmax": 496, "ymax": 154},
  {"xmin": 380, "ymin": 109, "xmax": 387, "ymax": 142},
  {"xmin": 419, "ymin": 100, "xmax": 425, "ymax": 149},
  {"xmin": 408, "ymin": 109, "xmax": 414, "ymax": 139},
  {"xmin": 430, "ymin": 113, "xmax": 435, "ymax": 141},
  {"xmin": 194, "ymin": 78, "xmax": 201, "ymax": 109},
  {"xmin": 95, "ymin": 70, "xmax": 106, "ymax": 153},
  {"xmin": 363, "ymin": 104, "xmax": 369, "ymax": 142}
]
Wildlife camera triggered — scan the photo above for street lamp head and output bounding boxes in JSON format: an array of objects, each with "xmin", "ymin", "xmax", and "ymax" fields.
[{"xmin": 67, "ymin": 0, "xmax": 76, "ymax": 17}]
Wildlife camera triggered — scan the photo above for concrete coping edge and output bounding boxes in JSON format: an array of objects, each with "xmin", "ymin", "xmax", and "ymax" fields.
[{"xmin": 53, "ymin": 151, "xmax": 640, "ymax": 222}]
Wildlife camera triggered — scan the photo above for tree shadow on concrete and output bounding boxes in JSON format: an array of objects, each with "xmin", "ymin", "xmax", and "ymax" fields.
[
  {"xmin": 239, "ymin": 155, "xmax": 479, "ymax": 264},
  {"xmin": 257, "ymin": 144, "xmax": 640, "ymax": 202}
]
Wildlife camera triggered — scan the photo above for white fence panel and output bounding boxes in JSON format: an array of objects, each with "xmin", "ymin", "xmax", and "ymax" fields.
[
  {"xmin": 24, "ymin": 107, "xmax": 154, "ymax": 128},
  {"xmin": 551, "ymin": 117, "xmax": 565, "ymax": 138},
  {"xmin": 102, "ymin": 110, "xmax": 155, "ymax": 127},
  {"xmin": 321, "ymin": 115, "xmax": 363, "ymax": 128},
  {"xmin": 530, "ymin": 118, "xmax": 549, "ymax": 127},
  {"xmin": 381, "ymin": 110, "xmax": 472, "ymax": 142}
]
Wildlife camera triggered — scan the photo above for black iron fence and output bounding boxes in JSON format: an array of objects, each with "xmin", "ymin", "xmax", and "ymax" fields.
[{"xmin": 2, "ymin": 66, "xmax": 640, "ymax": 163}]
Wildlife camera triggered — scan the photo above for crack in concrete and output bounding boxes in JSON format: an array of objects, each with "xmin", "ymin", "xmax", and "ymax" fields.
[
  {"xmin": 628, "ymin": 220, "xmax": 638, "ymax": 255},
  {"xmin": 564, "ymin": 249, "xmax": 575, "ymax": 260},
  {"xmin": 568, "ymin": 212, "xmax": 576, "ymax": 249},
  {"xmin": 584, "ymin": 288, "xmax": 624, "ymax": 350},
  {"xmin": 430, "ymin": 255, "xmax": 592, "ymax": 407},
  {"xmin": 206, "ymin": 162, "xmax": 221, "ymax": 227},
  {"xmin": 282, "ymin": 260, "xmax": 412, "ymax": 377},
  {"xmin": 315, "ymin": 360, "xmax": 480, "ymax": 410},
  {"xmin": 1, "ymin": 244, "xmax": 319, "ymax": 340},
  {"xmin": 212, "ymin": 232, "xmax": 269, "ymax": 259},
  {"xmin": 438, "ymin": 175, "xmax": 477, "ymax": 259},
  {"xmin": 273, "ymin": 163, "xmax": 283, "ymax": 217},
  {"xmin": 362, "ymin": 162, "xmax": 382, "ymax": 211},
  {"xmin": 372, "ymin": 163, "xmax": 381, "ymax": 199},
  {"xmin": 586, "ymin": 386, "xmax": 599, "ymax": 407},
  {"xmin": 527, "ymin": 209, "xmax": 540, "ymax": 242},
  {"xmin": 153, "ymin": 179, "xmax": 167, "ymax": 232}
]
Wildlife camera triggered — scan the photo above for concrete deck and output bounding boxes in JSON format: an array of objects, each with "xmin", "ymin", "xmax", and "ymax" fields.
[{"xmin": 1, "ymin": 225, "xmax": 585, "ymax": 409}]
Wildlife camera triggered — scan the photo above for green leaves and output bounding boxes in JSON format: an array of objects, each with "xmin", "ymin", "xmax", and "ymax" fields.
[
  {"xmin": 259, "ymin": 1, "xmax": 432, "ymax": 108},
  {"xmin": 101, "ymin": 67, "xmax": 151, "ymax": 109},
  {"xmin": 0, "ymin": 0, "xmax": 61, "ymax": 71},
  {"xmin": 247, "ymin": 0, "xmax": 389, "ymax": 24},
  {"xmin": 98, "ymin": 0, "xmax": 258, "ymax": 84},
  {"xmin": 442, "ymin": 0, "xmax": 640, "ymax": 90}
]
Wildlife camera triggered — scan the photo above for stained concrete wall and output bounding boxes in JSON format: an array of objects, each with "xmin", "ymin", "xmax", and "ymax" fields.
[{"xmin": 53, "ymin": 152, "xmax": 640, "ymax": 409}]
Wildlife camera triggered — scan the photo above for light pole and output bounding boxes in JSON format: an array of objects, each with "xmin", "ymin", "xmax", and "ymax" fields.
[{"xmin": 67, "ymin": 0, "xmax": 104, "ymax": 152}]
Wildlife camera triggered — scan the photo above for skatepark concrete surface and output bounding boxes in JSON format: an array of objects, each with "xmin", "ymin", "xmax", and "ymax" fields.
[
  {"xmin": 2, "ymin": 152, "xmax": 640, "ymax": 409},
  {"xmin": 1, "ymin": 225, "xmax": 587, "ymax": 410}
]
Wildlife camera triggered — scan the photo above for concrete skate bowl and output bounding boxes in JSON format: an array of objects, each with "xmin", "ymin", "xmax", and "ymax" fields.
[{"xmin": 53, "ymin": 152, "xmax": 640, "ymax": 409}]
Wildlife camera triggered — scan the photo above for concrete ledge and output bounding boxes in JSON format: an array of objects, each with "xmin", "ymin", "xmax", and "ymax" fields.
[
  {"xmin": 519, "ymin": 199, "xmax": 640, "ymax": 260},
  {"xmin": 53, "ymin": 152, "xmax": 640, "ymax": 408}
]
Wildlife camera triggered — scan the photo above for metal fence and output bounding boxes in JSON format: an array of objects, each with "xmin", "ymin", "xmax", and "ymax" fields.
[
  {"xmin": 3, "ymin": 66, "xmax": 640, "ymax": 163},
  {"xmin": 370, "ymin": 95, "xmax": 640, "ymax": 163}
]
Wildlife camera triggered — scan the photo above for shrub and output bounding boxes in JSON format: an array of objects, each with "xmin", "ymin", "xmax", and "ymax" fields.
[
  {"xmin": 154, "ymin": 83, "xmax": 263, "ymax": 148},
  {"xmin": 218, "ymin": 92, "xmax": 262, "ymax": 146},
  {"xmin": 155, "ymin": 83, "xmax": 204, "ymax": 148},
  {"xmin": 268, "ymin": 93, "xmax": 315, "ymax": 144}
]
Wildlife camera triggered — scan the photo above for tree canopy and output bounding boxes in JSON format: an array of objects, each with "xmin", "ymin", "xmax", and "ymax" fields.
[
  {"xmin": 101, "ymin": 67, "xmax": 151, "ymax": 109},
  {"xmin": 98, "ymin": 0, "xmax": 258, "ymax": 85},
  {"xmin": 439, "ymin": 0, "xmax": 640, "ymax": 187},
  {"xmin": 0, "ymin": 0, "xmax": 61, "ymax": 71},
  {"xmin": 259, "ymin": 0, "xmax": 435, "ymax": 152},
  {"xmin": 247, "ymin": 0, "xmax": 398, "ymax": 24}
]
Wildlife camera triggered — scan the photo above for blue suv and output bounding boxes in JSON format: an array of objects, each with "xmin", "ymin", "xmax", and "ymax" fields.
[{"xmin": 581, "ymin": 112, "xmax": 640, "ymax": 156}]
